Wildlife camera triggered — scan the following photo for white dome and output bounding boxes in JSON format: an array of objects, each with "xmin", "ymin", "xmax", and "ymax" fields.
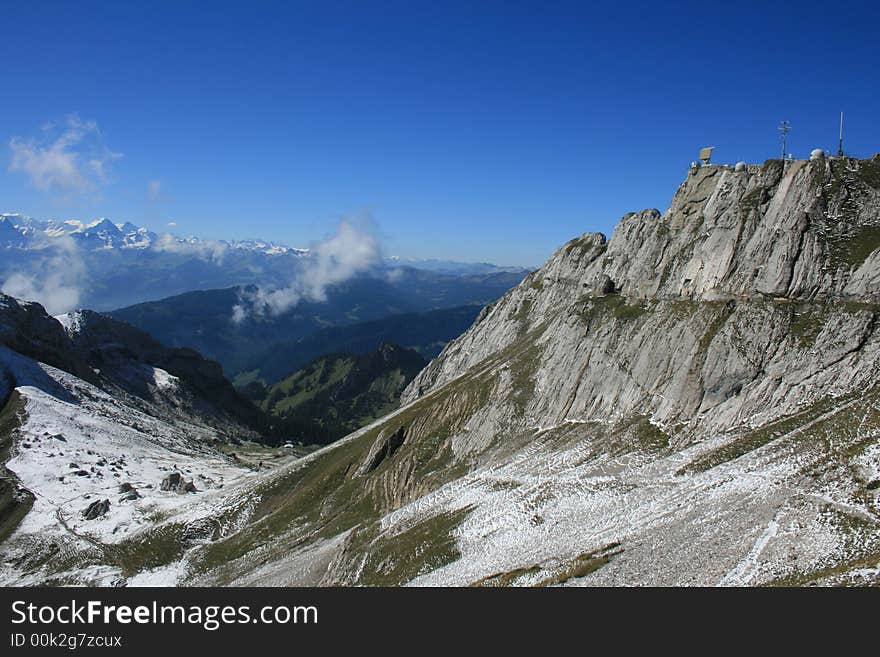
[
  {"xmin": 734, "ymin": 161, "xmax": 746, "ymax": 171},
  {"xmin": 810, "ymin": 148, "xmax": 825, "ymax": 160}
]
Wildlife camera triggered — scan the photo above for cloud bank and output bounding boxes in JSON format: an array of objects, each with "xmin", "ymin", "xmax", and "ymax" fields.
[
  {"xmin": 232, "ymin": 218, "xmax": 381, "ymax": 322},
  {"xmin": 1, "ymin": 236, "xmax": 85, "ymax": 315},
  {"xmin": 8, "ymin": 115, "xmax": 122, "ymax": 193},
  {"xmin": 153, "ymin": 232, "xmax": 229, "ymax": 263}
]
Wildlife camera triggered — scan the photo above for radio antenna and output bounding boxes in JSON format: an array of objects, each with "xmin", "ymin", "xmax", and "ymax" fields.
[
  {"xmin": 837, "ymin": 112, "xmax": 844, "ymax": 157},
  {"xmin": 778, "ymin": 120, "xmax": 792, "ymax": 160}
]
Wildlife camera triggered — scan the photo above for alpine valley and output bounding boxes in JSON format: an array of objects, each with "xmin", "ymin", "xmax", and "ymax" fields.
[{"xmin": 3, "ymin": 154, "xmax": 880, "ymax": 586}]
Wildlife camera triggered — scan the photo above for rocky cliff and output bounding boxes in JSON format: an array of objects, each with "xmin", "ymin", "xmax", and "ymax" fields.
[
  {"xmin": 192, "ymin": 155, "xmax": 880, "ymax": 587},
  {"xmin": 403, "ymin": 155, "xmax": 880, "ymax": 445},
  {"xmin": 5, "ymin": 156, "xmax": 880, "ymax": 587},
  {"xmin": 0, "ymin": 296, "xmax": 267, "ymax": 439}
]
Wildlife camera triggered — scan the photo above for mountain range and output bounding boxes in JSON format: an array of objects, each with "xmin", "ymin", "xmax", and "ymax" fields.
[
  {"xmin": 0, "ymin": 213, "xmax": 529, "ymax": 312},
  {"xmin": 108, "ymin": 277, "xmax": 521, "ymax": 382},
  {"xmin": 2, "ymin": 154, "xmax": 880, "ymax": 586}
]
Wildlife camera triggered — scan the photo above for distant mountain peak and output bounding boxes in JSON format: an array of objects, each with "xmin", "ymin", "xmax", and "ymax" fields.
[{"xmin": 0, "ymin": 212, "xmax": 311, "ymax": 256}]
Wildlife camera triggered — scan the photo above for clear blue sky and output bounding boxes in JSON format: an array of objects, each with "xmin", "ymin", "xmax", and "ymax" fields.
[{"xmin": 1, "ymin": 1, "xmax": 878, "ymax": 267}]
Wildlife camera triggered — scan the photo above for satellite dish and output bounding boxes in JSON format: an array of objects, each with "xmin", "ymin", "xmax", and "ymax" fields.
[{"xmin": 699, "ymin": 146, "xmax": 715, "ymax": 164}]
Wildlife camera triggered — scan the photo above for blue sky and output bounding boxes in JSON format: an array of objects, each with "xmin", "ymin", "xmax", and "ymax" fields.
[{"xmin": 1, "ymin": 1, "xmax": 878, "ymax": 267}]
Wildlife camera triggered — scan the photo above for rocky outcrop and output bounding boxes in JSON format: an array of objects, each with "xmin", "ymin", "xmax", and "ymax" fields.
[
  {"xmin": 57, "ymin": 310, "xmax": 269, "ymax": 437},
  {"xmin": 172, "ymin": 156, "xmax": 880, "ymax": 588},
  {"xmin": 160, "ymin": 472, "xmax": 196, "ymax": 494},
  {"xmin": 118, "ymin": 482, "xmax": 141, "ymax": 502},
  {"xmin": 357, "ymin": 425, "xmax": 408, "ymax": 476},
  {"xmin": 81, "ymin": 499, "xmax": 110, "ymax": 520},
  {"xmin": 0, "ymin": 295, "xmax": 95, "ymax": 382},
  {"xmin": 0, "ymin": 298, "xmax": 270, "ymax": 442},
  {"xmin": 403, "ymin": 156, "xmax": 880, "ymax": 449}
]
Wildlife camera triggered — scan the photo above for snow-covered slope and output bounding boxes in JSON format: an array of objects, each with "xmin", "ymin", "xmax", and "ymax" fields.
[
  {"xmin": 0, "ymin": 345, "xmax": 251, "ymax": 585},
  {"xmin": 173, "ymin": 155, "xmax": 880, "ymax": 587},
  {"xmin": 4, "ymin": 156, "xmax": 880, "ymax": 588},
  {"xmin": 0, "ymin": 294, "xmax": 287, "ymax": 586},
  {"xmin": 0, "ymin": 338, "xmax": 276, "ymax": 585}
]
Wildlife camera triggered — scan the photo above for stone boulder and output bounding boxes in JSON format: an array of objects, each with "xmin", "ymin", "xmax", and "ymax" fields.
[
  {"xmin": 82, "ymin": 499, "xmax": 110, "ymax": 520},
  {"xmin": 160, "ymin": 472, "xmax": 197, "ymax": 494}
]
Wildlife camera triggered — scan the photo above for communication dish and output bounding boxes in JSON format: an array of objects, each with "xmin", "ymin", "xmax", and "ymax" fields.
[{"xmin": 699, "ymin": 146, "xmax": 715, "ymax": 164}]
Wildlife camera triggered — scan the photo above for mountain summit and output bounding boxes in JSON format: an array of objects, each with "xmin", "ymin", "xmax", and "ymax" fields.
[
  {"xmin": 198, "ymin": 154, "xmax": 879, "ymax": 587},
  {"xmin": 3, "ymin": 155, "xmax": 880, "ymax": 586}
]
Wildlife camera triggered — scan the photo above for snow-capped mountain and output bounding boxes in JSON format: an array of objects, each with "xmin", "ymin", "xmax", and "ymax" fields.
[
  {"xmin": 0, "ymin": 213, "xmax": 323, "ymax": 311},
  {"xmin": 0, "ymin": 213, "xmax": 309, "ymax": 256},
  {"xmin": 4, "ymin": 156, "xmax": 880, "ymax": 587},
  {"xmin": 0, "ymin": 212, "xmax": 528, "ymax": 313},
  {"xmin": 0, "ymin": 216, "xmax": 28, "ymax": 248}
]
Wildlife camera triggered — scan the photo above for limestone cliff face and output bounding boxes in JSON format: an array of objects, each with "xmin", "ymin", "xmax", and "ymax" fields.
[
  {"xmin": 60, "ymin": 155, "xmax": 871, "ymax": 588},
  {"xmin": 403, "ymin": 155, "xmax": 880, "ymax": 448},
  {"xmin": 184, "ymin": 155, "xmax": 879, "ymax": 587}
]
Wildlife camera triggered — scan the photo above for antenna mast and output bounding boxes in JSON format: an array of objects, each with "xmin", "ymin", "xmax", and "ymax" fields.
[
  {"xmin": 838, "ymin": 112, "xmax": 844, "ymax": 156},
  {"xmin": 778, "ymin": 120, "xmax": 792, "ymax": 159}
]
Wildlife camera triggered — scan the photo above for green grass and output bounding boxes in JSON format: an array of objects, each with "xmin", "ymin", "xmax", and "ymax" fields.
[
  {"xmin": 470, "ymin": 542, "xmax": 622, "ymax": 587},
  {"xmin": 789, "ymin": 301, "xmax": 878, "ymax": 347},
  {"xmin": 508, "ymin": 343, "xmax": 542, "ymax": 417},
  {"xmin": 678, "ymin": 395, "xmax": 841, "ymax": 475},
  {"xmin": 789, "ymin": 304, "xmax": 827, "ymax": 347},
  {"xmin": 628, "ymin": 416, "xmax": 671, "ymax": 452},
  {"xmin": 470, "ymin": 564, "xmax": 542, "ymax": 587},
  {"xmin": 694, "ymin": 301, "xmax": 734, "ymax": 355},
  {"xmin": 826, "ymin": 225, "xmax": 880, "ymax": 270},
  {"xmin": 535, "ymin": 544, "xmax": 623, "ymax": 586},
  {"xmin": 859, "ymin": 158, "xmax": 880, "ymax": 189},
  {"xmin": 105, "ymin": 523, "xmax": 192, "ymax": 576},
  {"xmin": 265, "ymin": 357, "xmax": 355, "ymax": 413},
  {"xmin": 342, "ymin": 508, "xmax": 472, "ymax": 586},
  {"xmin": 192, "ymin": 359, "xmax": 500, "ymax": 581},
  {"xmin": 578, "ymin": 294, "xmax": 648, "ymax": 323},
  {"xmin": 740, "ymin": 186, "xmax": 767, "ymax": 212},
  {"xmin": 679, "ymin": 381, "xmax": 880, "ymax": 476},
  {"xmin": 0, "ymin": 391, "xmax": 34, "ymax": 547}
]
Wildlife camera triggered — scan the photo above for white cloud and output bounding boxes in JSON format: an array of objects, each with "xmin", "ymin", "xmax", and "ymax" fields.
[
  {"xmin": 153, "ymin": 232, "xmax": 228, "ymax": 263},
  {"xmin": 230, "ymin": 304, "xmax": 247, "ymax": 324},
  {"xmin": 384, "ymin": 267, "xmax": 405, "ymax": 283},
  {"xmin": 8, "ymin": 115, "xmax": 122, "ymax": 193},
  {"xmin": 0, "ymin": 236, "xmax": 85, "ymax": 315},
  {"xmin": 166, "ymin": 221, "xmax": 177, "ymax": 227},
  {"xmin": 148, "ymin": 180, "xmax": 162, "ymax": 201},
  {"xmin": 232, "ymin": 217, "xmax": 381, "ymax": 323}
]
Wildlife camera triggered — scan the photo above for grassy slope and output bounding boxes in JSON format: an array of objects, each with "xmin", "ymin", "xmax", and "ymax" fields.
[
  {"xmin": 189, "ymin": 295, "xmax": 880, "ymax": 586},
  {"xmin": 252, "ymin": 344, "xmax": 428, "ymax": 445},
  {"xmin": 233, "ymin": 304, "xmax": 483, "ymax": 386},
  {"xmin": 0, "ymin": 391, "xmax": 34, "ymax": 547}
]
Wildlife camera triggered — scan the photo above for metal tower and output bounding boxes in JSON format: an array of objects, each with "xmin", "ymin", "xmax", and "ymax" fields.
[{"xmin": 778, "ymin": 120, "xmax": 791, "ymax": 159}]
